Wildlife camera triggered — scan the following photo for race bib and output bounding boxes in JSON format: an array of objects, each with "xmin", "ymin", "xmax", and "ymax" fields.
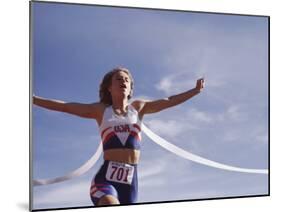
[{"xmin": 106, "ymin": 161, "xmax": 134, "ymax": 185}]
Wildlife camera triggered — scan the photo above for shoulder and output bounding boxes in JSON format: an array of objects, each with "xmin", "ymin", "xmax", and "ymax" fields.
[
  {"xmin": 130, "ymin": 100, "xmax": 150, "ymax": 119},
  {"xmin": 89, "ymin": 102, "xmax": 109, "ymax": 125},
  {"xmin": 90, "ymin": 102, "xmax": 107, "ymax": 109},
  {"xmin": 130, "ymin": 100, "xmax": 146, "ymax": 113},
  {"xmin": 89, "ymin": 102, "xmax": 109, "ymax": 114}
]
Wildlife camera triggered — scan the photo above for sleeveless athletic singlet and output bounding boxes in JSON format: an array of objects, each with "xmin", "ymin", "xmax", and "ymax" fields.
[
  {"xmin": 90, "ymin": 104, "xmax": 142, "ymax": 205},
  {"xmin": 99, "ymin": 105, "xmax": 142, "ymax": 150}
]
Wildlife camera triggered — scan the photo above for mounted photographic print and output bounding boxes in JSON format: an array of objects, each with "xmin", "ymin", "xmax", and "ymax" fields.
[{"xmin": 30, "ymin": 1, "xmax": 269, "ymax": 211}]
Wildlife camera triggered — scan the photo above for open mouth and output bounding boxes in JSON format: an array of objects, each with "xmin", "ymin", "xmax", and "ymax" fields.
[{"xmin": 120, "ymin": 84, "xmax": 127, "ymax": 89}]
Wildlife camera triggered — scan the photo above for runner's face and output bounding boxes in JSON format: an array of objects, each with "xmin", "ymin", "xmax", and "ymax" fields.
[{"xmin": 109, "ymin": 71, "xmax": 131, "ymax": 99}]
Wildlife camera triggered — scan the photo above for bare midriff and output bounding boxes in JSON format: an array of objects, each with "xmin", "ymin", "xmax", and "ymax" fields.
[{"xmin": 103, "ymin": 149, "xmax": 140, "ymax": 165}]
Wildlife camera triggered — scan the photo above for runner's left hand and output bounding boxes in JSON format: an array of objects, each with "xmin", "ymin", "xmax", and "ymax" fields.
[{"xmin": 195, "ymin": 78, "xmax": 205, "ymax": 92}]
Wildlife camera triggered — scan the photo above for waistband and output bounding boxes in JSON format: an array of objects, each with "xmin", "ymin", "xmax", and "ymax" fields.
[{"xmin": 103, "ymin": 160, "xmax": 138, "ymax": 167}]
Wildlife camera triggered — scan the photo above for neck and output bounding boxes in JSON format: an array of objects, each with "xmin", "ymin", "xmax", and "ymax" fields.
[{"xmin": 111, "ymin": 97, "xmax": 128, "ymax": 112}]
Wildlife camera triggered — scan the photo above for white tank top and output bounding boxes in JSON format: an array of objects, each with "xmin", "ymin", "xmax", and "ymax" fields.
[{"xmin": 99, "ymin": 105, "xmax": 142, "ymax": 148}]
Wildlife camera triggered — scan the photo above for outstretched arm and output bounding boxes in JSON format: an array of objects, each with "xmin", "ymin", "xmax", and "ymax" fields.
[
  {"xmin": 133, "ymin": 78, "xmax": 204, "ymax": 117},
  {"xmin": 33, "ymin": 95, "xmax": 103, "ymax": 119}
]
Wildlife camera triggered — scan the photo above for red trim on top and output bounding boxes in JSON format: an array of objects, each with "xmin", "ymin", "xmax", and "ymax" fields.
[
  {"xmin": 102, "ymin": 132, "xmax": 116, "ymax": 144},
  {"xmin": 90, "ymin": 187, "xmax": 97, "ymax": 195},
  {"xmin": 133, "ymin": 124, "xmax": 141, "ymax": 132},
  {"xmin": 130, "ymin": 131, "xmax": 141, "ymax": 141},
  {"xmin": 101, "ymin": 127, "xmax": 112, "ymax": 138}
]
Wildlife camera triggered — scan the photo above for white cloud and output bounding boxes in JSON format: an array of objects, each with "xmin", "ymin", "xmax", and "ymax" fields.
[
  {"xmin": 139, "ymin": 177, "xmax": 167, "ymax": 189},
  {"xmin": 34, "ymin": 181, "xmax": 91, "ymax": 208},
  {"xmin": 155, "ymin": 74, "xmax": 198, "ymax": 96},
  {"xmin": 185, "ymin": 108, "xmax": 212, "ymax": 123},
  {"xmin": 155, "ymin": 76, "xmax": 173, "ymax": 94},
  {"xmin": 248, "ymin": 125, "xmax": 268, "ymax": 145},
  {"xmin": 33, "ymin": 179, "xmax": 92, "ymax": 208},
  {"xmin": 187, "ymin": 105, "xmax": 248, "ymax": 124},
  {"xmin": 139, "ymin": 159, "xmax": 167, "ymax": 180},
  {"xmin": 130, "ymin": 95, "xmax": 154, "ymax": 102},
  {"xmin": 146, "ymin": 119, "xmax": 195, "ymax": 138},
  {"xmin": 222, "ymin": 129, "xmax": 241, "ymax": 143},
  {"xmin": 155, "ymin": 73, "xmax": 226, "ymax": 97},
  {"xmin": 226, "ymin": 105, "xmax": 247, "ymax": 122}
]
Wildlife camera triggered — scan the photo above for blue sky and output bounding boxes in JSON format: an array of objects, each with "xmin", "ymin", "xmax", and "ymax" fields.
[{"xmin": 31, "ymin": 2, "xmax": 268, "ymax": 210}]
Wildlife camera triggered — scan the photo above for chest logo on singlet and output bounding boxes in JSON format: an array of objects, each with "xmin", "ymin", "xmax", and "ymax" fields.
[{"xmin": 114, "ymin": 124, "xmax": 130, "ymax": 145}]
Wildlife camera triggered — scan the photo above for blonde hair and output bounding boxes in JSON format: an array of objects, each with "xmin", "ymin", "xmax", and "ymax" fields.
[{"xmin": 99, "ymin": 67, "xmax": 134, "ymax": 105}]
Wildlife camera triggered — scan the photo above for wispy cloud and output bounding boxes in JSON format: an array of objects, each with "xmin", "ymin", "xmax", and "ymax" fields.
[
  {"xmin": 138, "ymin": 161, "xmax": 167, "ymax": 188},
  {"xmin": 139, "ymin": 159, "xmax": 167, "ymax": 180},
  {"xmin": 185, "ymin": 108, "xmax": 213, "ymax": 123},
  {"xmin": 155, "ymin": 72, "xmax": 226, "ymax": 98},
  {"xmin": 155, "ymin": 74, "xmax": 199, "ymax": 96},
  {"xmin": 33, "ymin": 178, "xmax": 92, "ymax": 209},
  {"xmin": 146, "ymin": 119, "xmax": 190, "ymax": 138},
  {"xmin": 225, "ymin": 105, "xmax": 248, "ymax": 122},
  {"xmin": 130, "ymin": 95, "xmax": 154, "ymax": 102}
]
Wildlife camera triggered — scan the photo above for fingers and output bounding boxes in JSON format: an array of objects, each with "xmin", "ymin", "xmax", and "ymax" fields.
[
  {"xmin": 197, "ymin": 78, "xmax": 205, "ymax": 86},
  {"xmin": 198, "ymin": 78, "xmax": 204, "ymax": 82},
  {"xmin": 196, "ymin": 78, "xmax": 205, "ymax": 91},
  {"xmin": 201, "ymin": 78, "xmax": 205, "ymax": 86}
]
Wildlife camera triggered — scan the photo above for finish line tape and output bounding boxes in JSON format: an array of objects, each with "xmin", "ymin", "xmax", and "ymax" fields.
[
  {"xmin": 33, "ymin": 124, "xmax": 268, "ymax": 186},
  {"xmin": 33, "ymin": 142, "xmax": 103, "ymax": 186},
  {"xmin": 142, "ymin": 124, "xmax": 268, "ymax": 174}
]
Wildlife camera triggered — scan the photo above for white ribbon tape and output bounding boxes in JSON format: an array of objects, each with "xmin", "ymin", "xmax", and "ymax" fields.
[
  {"xmin": 33, "ymin": 123, "xmax": 268, "ymax": 186},
  {"xmin": 142, "ymin": 124, "xmax": 268, "ymax": 174},
  {"xmin": 33, "ymin": 142, "xmax": 103, "ymax": 186}
]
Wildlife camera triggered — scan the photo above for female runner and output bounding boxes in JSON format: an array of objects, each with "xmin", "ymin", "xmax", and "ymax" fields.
[{"xmin": 33, "ymin": 67, "xmax": 204, "ymax": 206}]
